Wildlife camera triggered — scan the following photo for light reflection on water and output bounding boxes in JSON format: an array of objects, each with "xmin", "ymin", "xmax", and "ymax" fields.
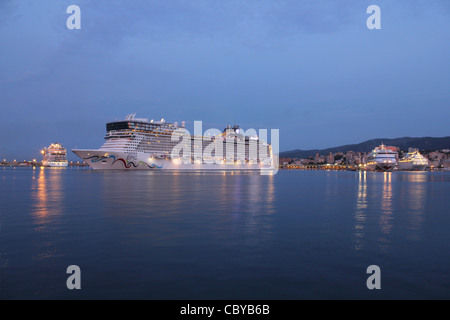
[
  {"xmin": 95, "ymin": 170, "xmax": 276, "ymax": 249},
  {"xmin": 353, "ymin": 171, "xmax": 429, "ymax": 253},
  {"xmin": 354, "ymin": 171, "xmax": 367, "ymax": 251},
  {"xmin": 0, "ymin": 168, "xmax": 449, "ymax": 299},
  {"xmin": 30, "ymin": 167, "xmax": 65, "ymax": 262},
  {"xmin": 381, "ymin": 172, "xmax": 393, "ymax": 221},
  {"xmin": 400, "ymin": 172, "xmax": 427, "ymax": 241},
  {"xmin": 31, "ymin": 167, "xmax": 63, "ymax": 224}
]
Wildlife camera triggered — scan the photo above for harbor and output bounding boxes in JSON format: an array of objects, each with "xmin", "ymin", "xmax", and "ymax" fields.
[
  {"xmin": 280, "ymin": 146, "xmax": 450, "ymax": 172},
  {"xmin": 0, "ymin": 160, "xmax": 88, "ymax": 168},
  {"xmin": 1, "ymin": 143, "xmax": 87, "ymax": 168},
  {"xmin": 280, "ymin": 164, "xmax": 449, "ymax": 171},
  {"xmin": 1, "ymin": 0, "xmax": 449, "ymax": 303},
  {"xmin": 2, "ymin": 143, "xmax": 450, "ymax": 172}
]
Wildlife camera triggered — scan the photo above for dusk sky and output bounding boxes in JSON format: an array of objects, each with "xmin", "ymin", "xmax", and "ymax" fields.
[{"xmin": 1, "ymin": 0, "xmax": 449, "ymax": 161}]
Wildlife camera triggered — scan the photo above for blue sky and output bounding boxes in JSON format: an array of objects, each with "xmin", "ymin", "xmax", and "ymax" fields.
[{"xmin": 0, "ymin": 0, "xmax": 449, "ymax": 160}]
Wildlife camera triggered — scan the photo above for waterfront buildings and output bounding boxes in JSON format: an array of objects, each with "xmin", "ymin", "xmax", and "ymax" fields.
[{"xmin": 280, "ymin": 148, "xmax": 449, "ymax": 171}]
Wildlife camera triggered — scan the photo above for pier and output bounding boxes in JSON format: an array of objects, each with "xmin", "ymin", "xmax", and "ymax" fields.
[
  {"xmin": 281, "ymin": 164, "xmax": 357, "ymax": 171},
  {"xmin": 0, "ymin": 160, "xmax": 88, "ymax": 167}
]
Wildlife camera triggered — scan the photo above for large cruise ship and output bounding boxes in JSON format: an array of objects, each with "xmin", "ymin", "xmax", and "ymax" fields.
[
  {"xmin": 365, "ymin": 144, "xmax": 398, "ymax": 172},
  {"xmin": 41, "ymin": 143, "xmax": 69, "ymax": 167},
  {"xmin": 72, "ymin": 114, "xmax": 276, "ymax": 172},
  {"xmin": 398, "ymin": 149, "xmax": 429, "ymax": 171}
]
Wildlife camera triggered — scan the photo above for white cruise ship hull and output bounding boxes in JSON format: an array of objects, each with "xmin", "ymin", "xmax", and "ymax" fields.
[
  {"xmin": 73, "ymin": 149, "xmax": 275, "ymax": 172},
  {"xmin": 366, "ymin": 160, "xmax": 397, "ymax": 172},
  {"xmin": 365, "ymin": 145, "xmax": 399, "ymax": 172},
  {"xmin": 398, "ymin": 153, "xmax": 429, "ymax": 171},
  {"xmin": 42, "ymin": 161, "xmax": 69, "ymax": 167},
  {"xmin": 398, "ymin": 161, "xmax": 427, "ymax": 171}
]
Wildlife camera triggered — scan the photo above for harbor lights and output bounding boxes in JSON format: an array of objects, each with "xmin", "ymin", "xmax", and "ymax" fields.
[{"xmin": 172, "ymin": 157, "xmax": 182, "ymax": 165}]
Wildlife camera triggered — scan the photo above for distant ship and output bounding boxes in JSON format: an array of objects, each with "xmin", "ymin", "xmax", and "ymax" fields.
[
  {"xmin": 72, "ymin": 114, "xmax": 275, "ymax": 171},
  {"xmin": 398, "ymin": 149, "xmax": 429, "ymax": 171},
  {"xmin": 41, "ymin": 143, "xmax": 69, "ymax": 167},
  {"xmin": 366, "ymin": 144, "xmax": 398, "ymax": 172}
]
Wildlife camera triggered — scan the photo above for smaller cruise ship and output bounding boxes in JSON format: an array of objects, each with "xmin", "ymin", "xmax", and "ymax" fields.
[
  {"xmin": 41, "ymin": 143, "xmax": 69, "ymax": 167},
  {"xmin": 366, "ymin": 144, "xmax": 398, "ymax": 172},
  {"xmin": 398, "ymin": 149, "xmax": 429, "ymax": 171}
]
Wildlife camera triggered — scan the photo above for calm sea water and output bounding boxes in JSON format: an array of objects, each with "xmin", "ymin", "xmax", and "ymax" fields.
[{"xmin": 0, "ymin": 167, "xmax": 449, "ymax": 299}]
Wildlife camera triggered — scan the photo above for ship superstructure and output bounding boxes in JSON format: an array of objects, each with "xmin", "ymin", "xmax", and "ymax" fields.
[
  {"xmin": 41, "ymin": 143, "xmax": 69, "ymax": 167},
  {"xmin": 366, "ymin": 144, "xmax": 398, "ymax": 172},
  {"xmin": 72, "ymin": 114, "xmax": 275, "ymax": 171},
  {"xmin": 398, "ymin": 149, "xmax": 429, "ymax": 171}
]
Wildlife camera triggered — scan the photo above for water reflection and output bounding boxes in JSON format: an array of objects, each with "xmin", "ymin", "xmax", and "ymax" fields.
[
  {"xmin": 30, "ymin": 167, "xmax": 64, "ymax": 261},
  {"xmin": 247, "ymin": 174, "xmax": 275, "ymax": 215},
  {"xmin": 354, "ymin": 171, "xmax": 430, "ymax": 253},
  {"xmin": 99, "ymin": 171, "xmax": 276, "ymax": 246},
  {"xmin": 380, "ymin": 172, "xmax": 393, "ymax": 235},
  {"xmin": 1, "ymin": 167, "xmax": 449, "ymax": 298},
  {"xmin": 399, "ymin": 172, "xmax": 427, "ymax": 241},
  {"xmin": 31, "ymin": 167, "xmax": 64, "ymax": 224},
  {"xmin": 323, "ymin": 172, "xmax": 340, "ymax": 214},
  {"xmin": 354, "ymin": 171, "xmax": 367, "ymax": 251},
  {"xmin": 242, "ymin": 174, "xmax": 275, "ymax": 242}
]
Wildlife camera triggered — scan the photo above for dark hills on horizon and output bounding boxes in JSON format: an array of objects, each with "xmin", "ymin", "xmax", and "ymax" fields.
[{"xmin": 280, "ymin": 136, "xmax": 450, "ymax": 159}]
